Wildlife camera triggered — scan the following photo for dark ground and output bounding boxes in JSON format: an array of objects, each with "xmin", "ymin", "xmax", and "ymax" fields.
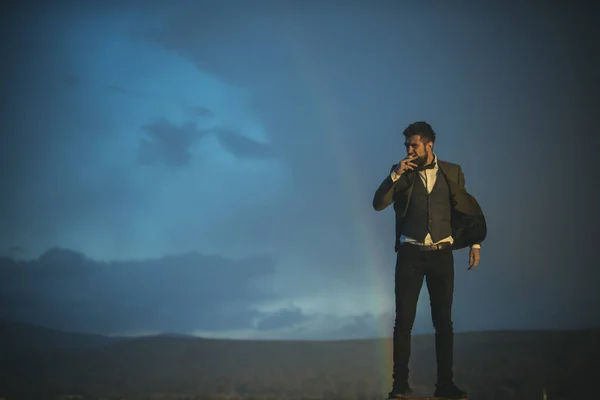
[{"xmin": 0, "ymin": 319, "xmax": 598, "ymax": 400}]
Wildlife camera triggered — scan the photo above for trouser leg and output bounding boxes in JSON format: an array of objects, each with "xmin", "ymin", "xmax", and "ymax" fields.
[
  {"xmin": 424, "ymin": 248, "xmax": 455, "ymax": 384},
  {"xmin": 392, "ymin": 246, "xmax": 425, "ymax": 390}
]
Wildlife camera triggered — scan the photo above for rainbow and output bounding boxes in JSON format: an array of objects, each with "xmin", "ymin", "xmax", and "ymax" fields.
[{"xmin": 283, "ymin": 29, "xmax": 395, "ymax": 395}]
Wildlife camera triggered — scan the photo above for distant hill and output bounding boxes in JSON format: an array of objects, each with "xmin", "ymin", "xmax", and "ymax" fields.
[
  {"xmin": 0, "ymin": 319, "xmax": 598, "ymax": 400},
  {"xmin": 0, "ymin": 319, "xmax": 125, "ymax": 351}
]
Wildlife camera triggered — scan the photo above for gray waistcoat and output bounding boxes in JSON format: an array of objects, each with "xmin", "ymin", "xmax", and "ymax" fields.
[{"xmin": 401, "ymin": 171, "xmax": 453, "ymax": 243}]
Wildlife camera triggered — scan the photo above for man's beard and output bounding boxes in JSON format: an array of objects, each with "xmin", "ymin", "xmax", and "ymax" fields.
[{"xmin": 413, "ymin": 154, "xmax": 428, "ymax": 167}]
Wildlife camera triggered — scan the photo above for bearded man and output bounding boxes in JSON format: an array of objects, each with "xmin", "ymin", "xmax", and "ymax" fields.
[{"xmin": 373, "ymin": 121, "xmax": 487, "ymax": 400}]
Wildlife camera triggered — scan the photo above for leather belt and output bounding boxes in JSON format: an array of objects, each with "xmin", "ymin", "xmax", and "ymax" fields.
[{"xmin": 406, "ymin": 241, "xmax": 453, "ymax": 251}]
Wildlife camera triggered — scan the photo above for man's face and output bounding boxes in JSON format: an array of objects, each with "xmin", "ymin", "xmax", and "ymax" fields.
[{"xmin": 404, "ymin": 134, "xmax": 431, "ymax": 166}]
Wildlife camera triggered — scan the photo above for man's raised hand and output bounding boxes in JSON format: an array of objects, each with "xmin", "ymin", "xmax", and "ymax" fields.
[{"xmin": 394, "ymin": 154, "xmax": 418, "ymax": 176}]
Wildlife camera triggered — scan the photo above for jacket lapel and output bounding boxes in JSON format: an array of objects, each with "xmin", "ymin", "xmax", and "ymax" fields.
[{"xmin": 437, "ymin": 161, "xmax": 460, "ymax": 201}]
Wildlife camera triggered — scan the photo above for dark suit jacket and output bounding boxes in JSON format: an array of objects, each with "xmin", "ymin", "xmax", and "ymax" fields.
[{"xmin": 373, "ymin": 159, "xmax": 487, "ymax": 251}]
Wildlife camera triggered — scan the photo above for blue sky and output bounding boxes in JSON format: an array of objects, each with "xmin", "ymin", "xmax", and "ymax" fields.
[{"xmin": 1, "ymin": 0, "xmax": 598, "ymax": 339}]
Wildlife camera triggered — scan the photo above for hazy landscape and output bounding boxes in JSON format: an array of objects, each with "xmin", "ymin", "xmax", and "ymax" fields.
[
  {"xmin": 2, "ymin": 3, "xmax": 599, "ymax": 400},
  {"xmin": 1, "ymin": 319, "xmax": 598, "ymax": 400}
]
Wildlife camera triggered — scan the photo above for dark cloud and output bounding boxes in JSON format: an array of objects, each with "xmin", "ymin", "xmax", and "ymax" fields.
[
  {"xmin": 213, "ymin": 127, "xmax": 276, "ymax": 159},
  {"xmin": 105, "ymin": 84, "xmax": 149, "ymax": 97},
  {"xmin": 186, "ymin": 105, "xmax": 213, "ymax": 118},
  {"xmin": 1, "ymin": 246, "xmax": 27, "ymax": 259},
  {"xmin": 0, "ymin": 247, "xmax": 277, "ymax": 335},
  {"xmin": 256, "ymin": 307, "xmax": 310, "ymax": 331},
  {"xmin": 326, "ymin": 313, "xmax": 381, "ymax": 340},
  {"xmin": 137, "ymin": 119, "xmax": 210, "ymax": 166}
]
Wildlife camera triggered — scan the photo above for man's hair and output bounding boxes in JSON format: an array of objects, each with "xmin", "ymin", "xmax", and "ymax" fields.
[{"xmin": 402, "ymin": 121, "xmax": 436, "ymax": 143}]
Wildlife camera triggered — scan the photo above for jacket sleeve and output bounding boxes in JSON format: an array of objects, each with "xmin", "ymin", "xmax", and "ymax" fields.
[
  {"xmin": 457, "ymin": 165, "xmax": 483, "ymax": 248},
  {"xmin": 372, "ymin": 165, "xmax": 410, "ymax": 211}
]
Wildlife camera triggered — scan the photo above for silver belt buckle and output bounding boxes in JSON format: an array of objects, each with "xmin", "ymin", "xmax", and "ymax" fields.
[{"xmin": 425, "ymin": 243, "xmax": 441, "ymax": 251}]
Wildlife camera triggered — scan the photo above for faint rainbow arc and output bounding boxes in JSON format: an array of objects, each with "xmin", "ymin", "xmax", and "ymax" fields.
[{"xmin": 282, "ymin": 30, "xmax": 394, "ymax": 394}]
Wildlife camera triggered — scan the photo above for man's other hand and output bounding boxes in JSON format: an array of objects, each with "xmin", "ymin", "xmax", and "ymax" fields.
[{"xmin": 468, "ymin": 247, "xmax": 481, "ymax": 270}]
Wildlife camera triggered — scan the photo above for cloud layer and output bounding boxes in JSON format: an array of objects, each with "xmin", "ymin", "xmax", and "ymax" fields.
[
  {"xmin": 0, "ymin": 248, "xmax": 396, "ymax": 339},
  {"xmin": 0, "ymin": 248, "xmax": 275, "ymax": 334}
]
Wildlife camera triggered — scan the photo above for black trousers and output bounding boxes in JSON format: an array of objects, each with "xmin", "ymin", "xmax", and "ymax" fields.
[{"xmin": 392, "ymin": 243, "xmax": 455, "ymax": 390}]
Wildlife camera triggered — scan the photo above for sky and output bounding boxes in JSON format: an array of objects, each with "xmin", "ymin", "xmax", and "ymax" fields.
[{"xmin": 0, "ymin": 0, "xmax": 598, "ymax": 340}]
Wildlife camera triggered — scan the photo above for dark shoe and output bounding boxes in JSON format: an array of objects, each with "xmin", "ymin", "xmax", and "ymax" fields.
[
  {"xmin": 434, "ymin": 381, "xmax": 467, "ymax": 399},
  {"xmin": 387, "ymin": 385, "xmax": 413, "ymax": 399}
]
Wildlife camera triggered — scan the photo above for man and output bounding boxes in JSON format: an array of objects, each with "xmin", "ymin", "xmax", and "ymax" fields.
[{"xmin": 372, "ymin": 121, "xmax": 486, "ymax": 399}]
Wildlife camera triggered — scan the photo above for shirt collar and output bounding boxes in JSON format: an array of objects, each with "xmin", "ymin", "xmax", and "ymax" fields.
[{"xmin": 430, "ymin": 153, "xmax": 439, "ymax": 171}]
